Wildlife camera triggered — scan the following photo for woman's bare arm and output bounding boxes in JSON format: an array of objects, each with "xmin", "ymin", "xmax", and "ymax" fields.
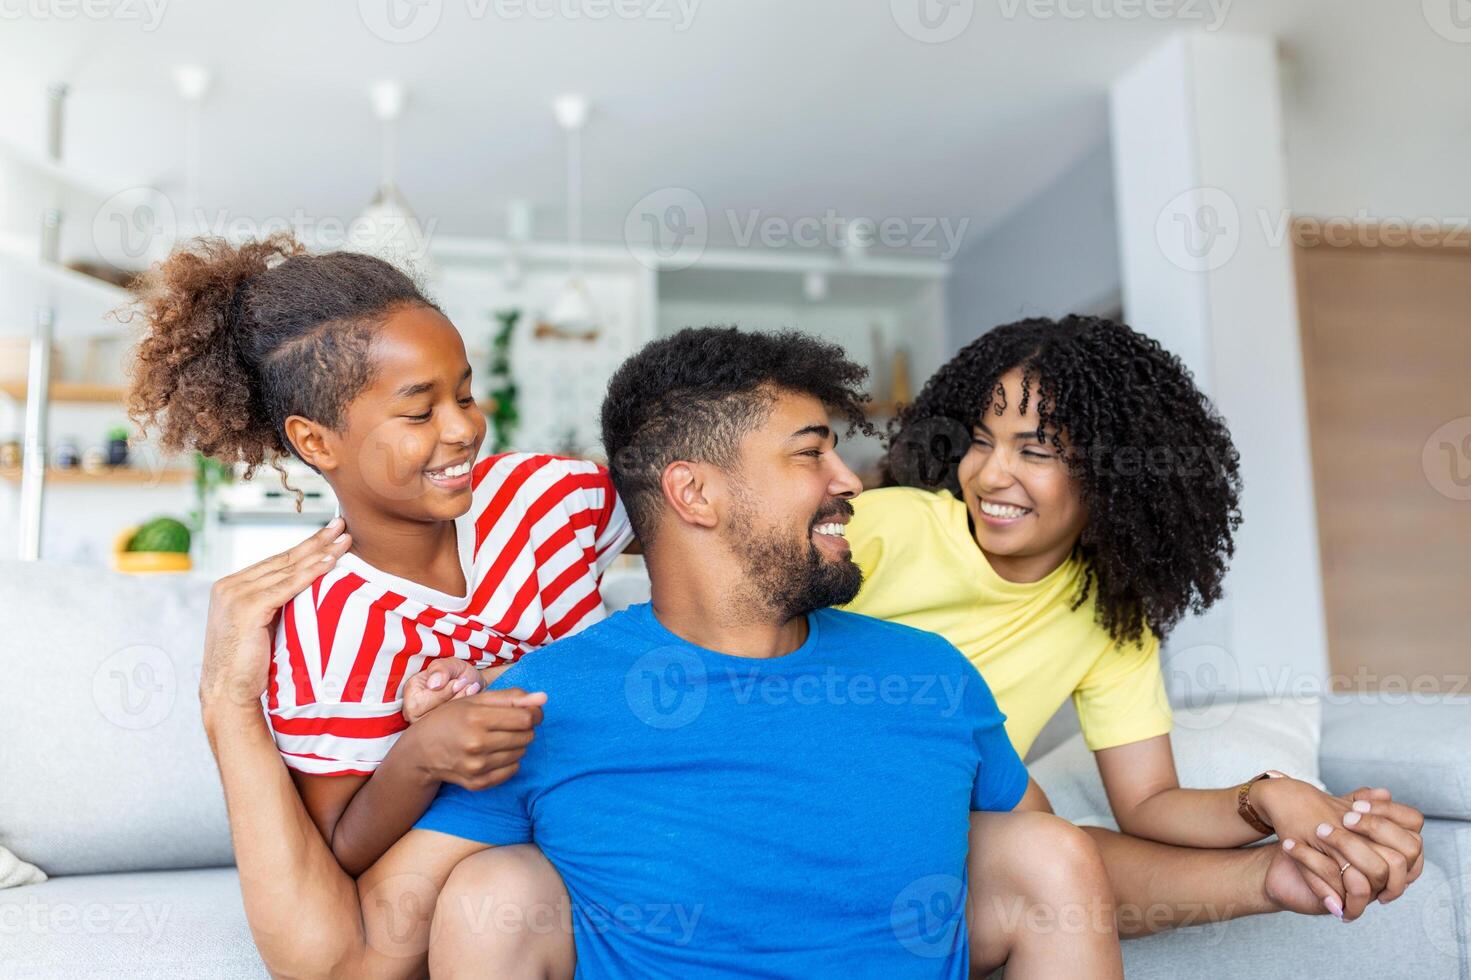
[
  {"xmin": 1094, "ymin": 735, "xmax": 1425, "ymax": 921},
  {"xmin": 200, "ymin": 521, "xmax": 492, "ymax": 979}
]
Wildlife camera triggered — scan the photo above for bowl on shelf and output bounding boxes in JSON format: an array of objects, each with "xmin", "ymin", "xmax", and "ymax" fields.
[{"xmin": 112, "ymin": 521, "xmax": 192, "ymax": 575}]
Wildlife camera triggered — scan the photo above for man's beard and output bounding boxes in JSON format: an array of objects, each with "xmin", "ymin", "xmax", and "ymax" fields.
[{"xmin": 725, "ymin": 489, "xmax": 863, "ymax": 621}]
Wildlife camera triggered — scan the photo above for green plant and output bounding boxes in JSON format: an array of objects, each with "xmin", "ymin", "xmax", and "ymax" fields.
[
  {"xmin": 189, "ymin": 451, "xmax": 235, "ymax": 533},
  {"xmin": 485, "ymin": 308, "xmax": 521, "ymax": 453},
  {"xmin": 105, "ymin": 424, "xmax": 131, "ymax": 442}
]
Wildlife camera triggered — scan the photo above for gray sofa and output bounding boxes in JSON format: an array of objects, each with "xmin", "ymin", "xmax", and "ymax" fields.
[{"xmin": 2, "ymin": 560, "xmax": 1467, "ymax": 978}]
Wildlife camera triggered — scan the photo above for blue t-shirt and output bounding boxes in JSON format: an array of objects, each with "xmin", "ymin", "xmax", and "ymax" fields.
[{"xmin": 415, "ymin": 602, "xmax": 1028, "ymax": 979}]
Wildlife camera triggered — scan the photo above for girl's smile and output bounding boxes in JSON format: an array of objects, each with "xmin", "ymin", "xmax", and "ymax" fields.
[{"xmin": 424, "ymin": 457, "xmax": 475, "ymax": 492}]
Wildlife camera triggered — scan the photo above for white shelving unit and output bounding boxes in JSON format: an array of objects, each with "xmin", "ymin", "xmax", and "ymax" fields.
[{"xmin": 0, "ymin": 87, "xmax": 141, "ymax": 561}]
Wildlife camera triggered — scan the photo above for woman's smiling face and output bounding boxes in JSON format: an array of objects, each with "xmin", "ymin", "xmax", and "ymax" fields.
[{"xmin": 955, "ymin": 368, "xmax": 1088, "ymax": 583}]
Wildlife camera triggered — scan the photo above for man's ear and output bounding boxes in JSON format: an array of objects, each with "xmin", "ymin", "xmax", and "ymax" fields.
[
  {"xmin": 660, "ymin": 461, "xmax": 719, "ymax": 532},
  {"xmin": 283, "ymin": 415, "xmax": 340, "ymax": 473}
]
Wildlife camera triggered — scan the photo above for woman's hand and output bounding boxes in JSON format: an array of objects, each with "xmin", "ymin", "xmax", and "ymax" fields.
[
  {"xmin": 200, "ymin": 517, "xmax": 352, "ymax": 717},
  {"xmin": 1257, "ymin": 778, "xmax": 1425, "ymax": 920},
  {"xmin": 402, "ymin": 657, "xmax": 486, "ymax": 724},
  {"xmin": 400, "ymin": 688, "xmax": 549, "ymax": 790}
]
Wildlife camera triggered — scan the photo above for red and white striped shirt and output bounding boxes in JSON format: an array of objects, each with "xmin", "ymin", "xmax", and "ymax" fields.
[{"xmin": 265, "ymin": 452, "xmax": 633, "ymax": 776}]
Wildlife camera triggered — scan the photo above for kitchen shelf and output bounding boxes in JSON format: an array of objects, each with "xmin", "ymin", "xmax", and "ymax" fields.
[
  {"xmin": 0, "ymin": 380, "xmax": 127, "ymax": 403},
  {"xmin": 0, "ymin": 137, "xmax": 121, "ymax": 206},
  {"xmin": 0, "ymin": 466, "xmax": 190, "ymax": 486},
  {"xmin": 0, "ymin": 236, "xmax": 129, "ymax": 308}
]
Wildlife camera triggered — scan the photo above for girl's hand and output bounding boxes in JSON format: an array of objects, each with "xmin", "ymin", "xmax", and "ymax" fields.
[
  {"xmin": 402, "ymin": 658, "xmax": 486, "ymax": 724},
  {"xmin": 1259, "ymin": 778, "xmax": 1424, "ymax": 920},
  {"xmin": 401, "ymin": 688, "xmax": 549, "ymax": 791},
  {"xmin": 201, "ymin": 518, "xmax": 352, "ymax": 716}
]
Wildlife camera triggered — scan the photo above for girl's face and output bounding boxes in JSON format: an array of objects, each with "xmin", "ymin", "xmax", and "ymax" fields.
[
  {"xmin": 954, "ymin": 368, "xmax": 1087, "ymax": 582},
  {"xmin": 323, "ymin": 303, "xmax": 487, "ymax": 523}
]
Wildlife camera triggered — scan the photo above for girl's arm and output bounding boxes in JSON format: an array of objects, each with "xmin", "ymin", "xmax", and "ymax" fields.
[
  {"xmin": 1094, "ymin": 735, "xmax": 1426, "ymax": 913},
  {"xmin": 295, "ymin": 685, "xmax": 547, "ymax": 877}
]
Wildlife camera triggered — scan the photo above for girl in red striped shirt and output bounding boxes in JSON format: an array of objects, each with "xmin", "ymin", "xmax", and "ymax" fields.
[{"xmin": 128, "ymin": 234, "xmax": 634, "ymax": 874}]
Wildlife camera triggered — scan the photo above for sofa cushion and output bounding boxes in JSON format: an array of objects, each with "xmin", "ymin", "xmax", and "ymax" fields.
[
  {"xmin": 0, "ymin": 867, "xmax": 263, "ymax": 978},
  {"xmin": 1320, "ymin": 698, "xmax": 1471, "ymax": 821},
  {"xmin": 1118, "ymin": 829, "xmax": 1462, "ymax": 980},
  {"xmin": 1029, "ymin": 697, "xmax": 1325, "ymax": 830},
  {"xmin": 0, "ymin": 561, "xmax": 233, "ymax": 876},
  {"xmin": 1418, "ymin": 819, "xmax": 1471, "ymax": 974}
]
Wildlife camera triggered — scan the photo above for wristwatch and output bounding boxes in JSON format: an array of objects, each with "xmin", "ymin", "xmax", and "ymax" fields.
[{"xmin": 1237, "ymin": 770, "xmax": 1285, "ymax": 836}]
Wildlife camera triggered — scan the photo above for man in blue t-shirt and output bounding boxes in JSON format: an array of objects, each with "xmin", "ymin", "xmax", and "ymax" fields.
[
  {"xmin": 418, "ymin": 604, "xmax": 1023, "ymax": 977},
  {"xmin": 408, "ymin": 328, "xmax": 1122, "ymax": 978}
]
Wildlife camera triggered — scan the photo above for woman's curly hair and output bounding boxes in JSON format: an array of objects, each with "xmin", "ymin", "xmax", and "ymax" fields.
[
  {"xmin": 123, "ymin": 233, "xmax": 435, "ymax": 501},
  {"xmin": 881, "ymin": 315, "xmax": 1242, "ymax": 645}
]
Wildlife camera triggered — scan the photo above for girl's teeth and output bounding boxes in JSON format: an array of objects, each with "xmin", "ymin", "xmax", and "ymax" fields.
[
  {"xmin": 981, "ymin": 501, "xmax": 1029, "ymax": 519},
  {"xmin": 428, "ymin": 461, "xmax": 471, "ymax": 479}
]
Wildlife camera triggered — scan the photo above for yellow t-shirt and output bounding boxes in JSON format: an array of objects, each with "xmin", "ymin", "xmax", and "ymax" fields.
[{"xmin": 841, "ymin": 486, "xmax": 1172, "ymax": 758}]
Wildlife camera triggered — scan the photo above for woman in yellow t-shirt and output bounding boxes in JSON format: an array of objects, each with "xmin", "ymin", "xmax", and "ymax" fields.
[{"xmin": 844, "ymin": 315, "xmax": 1426, "ymax": 934}]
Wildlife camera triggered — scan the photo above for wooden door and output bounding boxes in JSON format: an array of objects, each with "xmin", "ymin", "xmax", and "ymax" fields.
[{"xmin": 1295, "ymin": 225, "xmax": 1471, "ymax": 693}]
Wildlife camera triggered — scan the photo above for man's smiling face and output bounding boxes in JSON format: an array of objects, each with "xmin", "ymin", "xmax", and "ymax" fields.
[{"xmin": 720, "ymin": 388, "xmax": 866, "ymax": 619}]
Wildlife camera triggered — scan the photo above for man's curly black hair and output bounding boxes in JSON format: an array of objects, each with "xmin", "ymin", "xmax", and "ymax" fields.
[
  {"xmin": 881, "ymin": 315, "xmax": 1242, "ymax": 645},
  {"xmin": 602, "ymin": 326, "xmax": 874, "ymax": 544}
]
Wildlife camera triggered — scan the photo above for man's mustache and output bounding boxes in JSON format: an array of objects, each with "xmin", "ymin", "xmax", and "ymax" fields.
[{"xmin": 810, "ymin": 499, "xmax": 855, "ymax": 528}]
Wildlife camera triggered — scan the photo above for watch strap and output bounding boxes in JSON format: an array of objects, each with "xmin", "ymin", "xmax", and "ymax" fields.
[{"xmin": 1237, "ymin": 771, "xmax": 1276, "ymax": 836}]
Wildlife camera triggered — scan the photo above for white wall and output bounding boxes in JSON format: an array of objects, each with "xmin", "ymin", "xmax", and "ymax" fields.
[
  {"xmin": 1111, "ymin": 33, "xmax": 1328, "ymax": 698},
  {"xmin": 946, "ymin": 141, "xmax": 1121, "ymax": 352},
  {"xmin": 1279, "ymin": 1, "xmax": 1471, "ymax": 225}
]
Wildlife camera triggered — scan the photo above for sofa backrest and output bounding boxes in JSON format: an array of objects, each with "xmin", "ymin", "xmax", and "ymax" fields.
[{"xmin": 0, "ymin": 560, "xmax": 233, "ymax": 876}]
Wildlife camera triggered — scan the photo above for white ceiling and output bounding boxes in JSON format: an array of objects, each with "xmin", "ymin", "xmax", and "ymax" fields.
[{"xmin": 0, "ymin": 0, "xmax": 1453, "ymax": 258}]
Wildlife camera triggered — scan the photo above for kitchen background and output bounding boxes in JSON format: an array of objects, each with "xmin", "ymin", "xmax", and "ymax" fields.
[{"xmin": 1, "ymin": 0, "xmax": 1466, "ymax": 693}]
